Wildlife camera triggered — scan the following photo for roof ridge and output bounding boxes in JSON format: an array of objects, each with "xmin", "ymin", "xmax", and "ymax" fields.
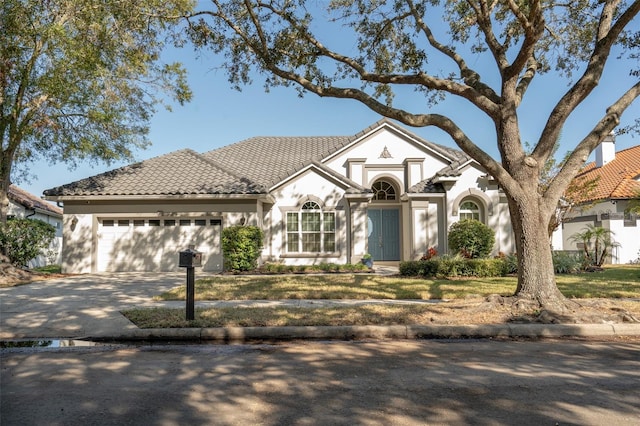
[{"xmin": 195, "ymin": 150, "xmax": 267, "ymax": 191}]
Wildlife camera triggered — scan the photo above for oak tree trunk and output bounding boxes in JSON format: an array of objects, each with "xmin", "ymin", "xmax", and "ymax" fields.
[{"xmin": 507, "ymin": 194, "xmax": 567, "ymax": 311}]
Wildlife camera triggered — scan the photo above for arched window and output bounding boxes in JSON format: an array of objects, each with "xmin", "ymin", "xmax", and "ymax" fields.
[
  {"xmin": 372, "ymin": 180, "xmax": 397, "ymax": 201},
  {"xmin": 286, "ymin": 201, "xmax": 336, "ymax": 253},
  {"xmin": 459, "ymin": 200, "xmax": 481, "ymax": 221}
]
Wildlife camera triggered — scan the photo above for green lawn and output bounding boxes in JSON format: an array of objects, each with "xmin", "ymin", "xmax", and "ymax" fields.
[
  {"xmin": 156, "ymin": 265, "xmax": 640, "ymax": 301},
  {"xmin": 125, "ymin": 265, "xmax": 640, "ymax": 328}
]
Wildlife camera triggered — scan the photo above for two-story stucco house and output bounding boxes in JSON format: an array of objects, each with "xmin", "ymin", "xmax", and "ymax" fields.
[{"xmin": 44, "ymin": 119, "xmax": 515, "ymax": 273}]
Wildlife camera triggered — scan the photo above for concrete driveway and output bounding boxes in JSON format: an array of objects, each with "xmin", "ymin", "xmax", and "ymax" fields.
[{"xmin": 0, "ymin": 272, "xmax": 191, "ymax": 339}]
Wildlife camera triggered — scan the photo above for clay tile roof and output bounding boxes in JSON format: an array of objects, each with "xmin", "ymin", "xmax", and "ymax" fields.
[
  {"xmin": 408, "ymin": 179, "xmax": 446, "ymax": 194},
  {"xmin": 43, "ymin": 119, "xmax": 471, "ymax": 198},
  {"xmin": 571, "ymin": 145, "xmax": 640, "ymax": 204},
  {"xmin": 202, "ymin": 118, "xmax": 470, "ymax": 189},
  {"xmin": 202, "ymin": 135, "xmax": 355, "ymax": 189},
  {"xmin": 9, "ymin": 185, "xmax": 63, "ymax": 216},
  {"xmin": 43, "ymin": 149, "xmax": 266, "ymax": 197}
]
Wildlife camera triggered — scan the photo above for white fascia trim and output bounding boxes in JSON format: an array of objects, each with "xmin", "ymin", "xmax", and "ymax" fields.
[
  {"xmin": 432, "ymin": 176, "xmax": 460, "ymax": 184},
  {"xmin": 269, "ymin": 163, "xmax": 356, "ymax": 193},
  {"xmin": 401, "ymin": 193, "xmax": 446, "ymax": 201},
  {"xmin": 45, "ymin": 193, "xmax": 275, "ymax": 203}
]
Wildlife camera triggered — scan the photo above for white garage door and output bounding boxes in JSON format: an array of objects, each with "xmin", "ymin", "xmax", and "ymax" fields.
[{"xmin": 97, "ymin": 218, "xmax": 222, "ymax": 272}]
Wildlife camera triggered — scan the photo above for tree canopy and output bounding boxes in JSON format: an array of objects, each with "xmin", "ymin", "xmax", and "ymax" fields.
[
  {"xmin": 186, "ymin": 0, "xmax": 640, "ymax": 309},
  {"xmin": 0, "ymin": 0, "xmax": 195, "ymax": 222}
]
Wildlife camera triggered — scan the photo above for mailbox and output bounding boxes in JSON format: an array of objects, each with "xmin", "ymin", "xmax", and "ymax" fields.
[{"xmin": 179, "ymin": 246, "xmax": 202, "ymax": 268}]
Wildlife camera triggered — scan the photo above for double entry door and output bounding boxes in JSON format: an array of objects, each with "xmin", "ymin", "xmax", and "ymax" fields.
[{"xmin": 367, "ymin": 208, "xmax": 400, "ymax": 261}]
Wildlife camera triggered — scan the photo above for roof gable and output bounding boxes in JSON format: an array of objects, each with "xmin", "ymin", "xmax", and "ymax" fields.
[
  {"xmin": 271, "ymin": 160, "xmax": 369, "ymax": 194},
  {"xmin": 572, "ymin": 145, "xmax": 640, "ymax": 203},
  {"xmin": 322, "ymin": 118, "xmax": 468, "ymax": 166}
]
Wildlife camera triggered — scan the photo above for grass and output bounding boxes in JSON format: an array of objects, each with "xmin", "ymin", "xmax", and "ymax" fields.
[
  {"xmin": 124, "ymin": 304, "xmax": 446, "ymax": 329},
  {"xmin": 32, "ymin": 265, "xmax": 62, "ymax": 274},
  {"xmin": 154, "ymin": 265, "xmax": 640, "ymax": 301},
  {"xmin": 122, "ymin": 265, "xmax": 640, "ymax": 328}
]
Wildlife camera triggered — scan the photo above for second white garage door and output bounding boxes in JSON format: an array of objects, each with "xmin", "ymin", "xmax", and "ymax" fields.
[{"xmin": 97, "ymin": 218, "xmax": 222, "ymax": 272}]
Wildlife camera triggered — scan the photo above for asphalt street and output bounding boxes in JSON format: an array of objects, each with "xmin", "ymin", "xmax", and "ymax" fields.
[
  {"xmin": 2, "ymin": 339, "xmax": 640, "ymax": 425},
  {"xmin": 1, "ymin": 272, "xmax": 640, "ymax": 425}
]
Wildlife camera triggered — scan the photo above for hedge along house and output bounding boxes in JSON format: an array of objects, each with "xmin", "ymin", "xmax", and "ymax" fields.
[{"xmin": 44, "ymin": 119, "xmax": 515, "ymax": 273}]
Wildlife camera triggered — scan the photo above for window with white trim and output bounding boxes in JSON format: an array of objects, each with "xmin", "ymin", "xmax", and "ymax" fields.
[
  {"xmin": 372, "ymin": 180, "xmax": 397, "ymax": 201},
  {"xmin": 459, "ymin": 200, "xmax": 481, "ymax": 221},
  {"xmin": 286, "ymin": 201, "xmax": 335, "ymax": 253}
]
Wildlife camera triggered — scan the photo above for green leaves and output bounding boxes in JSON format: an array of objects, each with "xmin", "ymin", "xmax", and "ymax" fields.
[
  {"xmin": 221, "ymin": 225, "xmax": 264, "ymax": 272},
  {"xmin": 1, "ymin": 0, "xmax": 195, "ymax": 194},
  {"xmin": 0, "ymin": 218, "xmax": 56, "ymax": 266},
  {"xmin": 448, "ymin": 219, "xmax": 496, "ymax": 259}
]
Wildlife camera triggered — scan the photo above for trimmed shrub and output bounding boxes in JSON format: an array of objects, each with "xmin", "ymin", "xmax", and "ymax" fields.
[
  {"xmin": 259, "ymin": 262, "xmax": 368, "ymax": 274},
  {"xmin": 400, "ymin": 257, "xmax": 507, "ymax": 278},
  {"xmin": 399, "ymin": 259, "xmax": 439, "ymax": 277},
  {"xmin": 0, "ymin": 218, "xmax": 56, "ymax": 267},
  {"xmin": 448, "ymin": 219, "xmax": 495, "ymax": 258},
  {"xmin": 221, "ymin": 225, "xmax": 264, "ymax": 272},
  {"xmin": 436, "ymin": 255, "xmax": 471, "ymax": 277}
]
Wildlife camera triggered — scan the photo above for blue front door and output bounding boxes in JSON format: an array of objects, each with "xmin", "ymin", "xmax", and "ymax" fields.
[{"xmin": 367, "ymin": 209, "xmax": 400, "ymax": 261}]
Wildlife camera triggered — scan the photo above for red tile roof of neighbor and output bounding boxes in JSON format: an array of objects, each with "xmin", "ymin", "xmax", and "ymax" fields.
[
  {"xmin": 571, "ymin": 145, "xmax": 640, "ymax": 204},
  {"xmin": 8, "ymin": 185, "xmax": 63, "ymax": 216}
]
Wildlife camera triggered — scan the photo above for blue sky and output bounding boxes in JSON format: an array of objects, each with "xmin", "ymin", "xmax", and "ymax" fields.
[{"xmin": 19, "ymin": 31, "xmax": 640, "ymax": 200}]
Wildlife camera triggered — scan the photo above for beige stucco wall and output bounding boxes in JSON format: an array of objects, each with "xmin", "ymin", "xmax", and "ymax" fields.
[{"xmin": 268, "ymin": 168, "xmax": 349, "ymax": 265}]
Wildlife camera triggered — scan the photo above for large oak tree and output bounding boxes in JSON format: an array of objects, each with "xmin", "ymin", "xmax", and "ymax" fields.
[
  {"xmin": 186, "ymin": 0, "xmax": 639, "ymax": 310},
  {"xmin": 1, "ymin": 0, "xmax": 195, "ymax": 223}
]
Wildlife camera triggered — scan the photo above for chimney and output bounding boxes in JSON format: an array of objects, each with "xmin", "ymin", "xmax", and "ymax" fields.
[{"xmin": 595, "ymin": 131, "xmax": 616, "ymax": 168}]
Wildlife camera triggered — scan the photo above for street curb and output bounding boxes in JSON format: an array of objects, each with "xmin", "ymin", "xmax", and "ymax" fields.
[{"xmin": 88, "ymin": 323, "xmax": 640, "ymax": 343}]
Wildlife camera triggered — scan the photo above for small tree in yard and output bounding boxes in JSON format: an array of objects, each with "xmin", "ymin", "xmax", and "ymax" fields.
[
  {"xmin": 1, "ymin": 0, "xmax": 195, "ymax": 226},
  {"xmin": 222, "ymin": 225, "xmax": 264, "ymax": 272},
  {"xmin": 448, "ymin": 219, "xmax": 495, "ymax": 259},
  {"xmin": 570, "ymin": 225, "xmax": 620, "ymax": 268},
  {"xmin": 0, "ymin": 218, "xmax": 55, "ymax": 266},
  {"xmin": 185, "ymin": 1, "xmax": 640, "ymax": 313}
]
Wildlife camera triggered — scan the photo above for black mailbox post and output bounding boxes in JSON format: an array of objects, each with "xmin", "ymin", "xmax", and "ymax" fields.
[{"xmin": 179, "ymin": 246, "xmax": 202, "ymax": 321}]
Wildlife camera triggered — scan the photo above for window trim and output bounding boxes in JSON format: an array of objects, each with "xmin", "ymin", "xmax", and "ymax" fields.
[
  {"xmin": 284, "ymin": 200, "xmax": 338, "ymax": 255},
  {"xmin": 371, "ymin": 179, "xmax": 398, "ymax": 201},
  {"xmin": 459, "ymin": 200, "xmax": 481, "ymax": 221}
]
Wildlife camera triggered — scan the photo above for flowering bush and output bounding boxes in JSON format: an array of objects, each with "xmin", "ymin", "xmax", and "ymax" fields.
[{"xmin": 420, "ymin": 247, "xmax": 438, "ymax": 260}]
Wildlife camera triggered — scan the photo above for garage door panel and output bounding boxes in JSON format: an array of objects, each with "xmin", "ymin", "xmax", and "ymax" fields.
[{"xmin": 98, "ymin": 218, "xmax": 222, "ymax": 272}]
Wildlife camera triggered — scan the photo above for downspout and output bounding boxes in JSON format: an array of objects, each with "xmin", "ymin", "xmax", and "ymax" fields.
[{"xmin": 26, "ymin": 208, "xmax": 35, "ymax": 219}]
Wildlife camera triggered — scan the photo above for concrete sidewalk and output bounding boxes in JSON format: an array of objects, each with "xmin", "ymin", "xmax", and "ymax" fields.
[{"xmin": 1, "ymin": 272, "xmax": 639, "ymax": 342}]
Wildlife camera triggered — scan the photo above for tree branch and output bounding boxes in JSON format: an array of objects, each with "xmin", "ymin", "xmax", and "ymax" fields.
[
  {"xmin": 534, "ymin": 0, "xmax": 640, "ymax": 162},
  {"xmin": 544, "ymin": 81, "xmax": 640, "ymax": 211},
  {"xmin": 406, "ymin": 0, "xmax": 500, "ymax": 106}
]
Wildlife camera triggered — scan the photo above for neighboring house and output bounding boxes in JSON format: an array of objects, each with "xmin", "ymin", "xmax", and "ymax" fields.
[
  {"xmin": 44, "ymin": 119, "xmax": 515, "ymax": 273},
  {"xmin": 558, "ymin": 133, "xmax": 640, "ymax": 264},
  {"xmin": 7, "ymin": 184, "xmax": 63, "ymax": 267}
]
